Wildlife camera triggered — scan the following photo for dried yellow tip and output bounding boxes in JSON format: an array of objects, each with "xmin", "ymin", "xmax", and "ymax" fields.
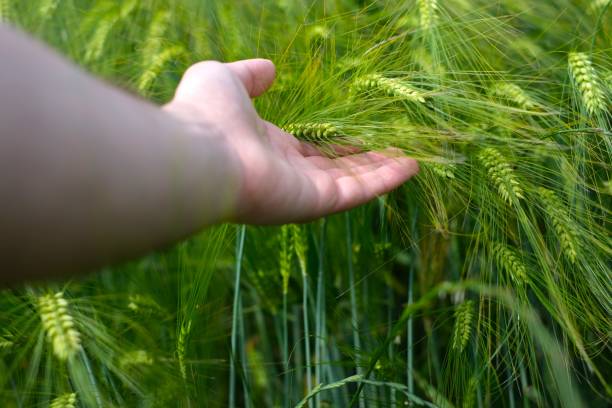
[{"xmin": 38, "ymin": 292, "xmax": 81, "ymax": 361}]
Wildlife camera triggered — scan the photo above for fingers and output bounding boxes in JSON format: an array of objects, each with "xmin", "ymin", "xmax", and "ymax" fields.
[
  {"xmin": 225, "ymin": 59, "xmax": 276, "ymax": 98},
  {"xmin": 330, "ymin": 155, "xmax": 419, "ymax": 213}
]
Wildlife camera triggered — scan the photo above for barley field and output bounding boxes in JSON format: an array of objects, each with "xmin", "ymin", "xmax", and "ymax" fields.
[{"xmin": 0, "ymin": 1, "xmax": 610, "ymax": 407}]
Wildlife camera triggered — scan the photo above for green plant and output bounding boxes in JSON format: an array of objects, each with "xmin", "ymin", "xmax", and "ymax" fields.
[{"xmin": 1, "ymin": 1, "xmax": 610, "ymax": 407}]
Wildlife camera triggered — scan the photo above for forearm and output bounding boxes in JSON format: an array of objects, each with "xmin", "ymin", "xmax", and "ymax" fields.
[{"xmin": 0, "ymin": 25, "xmax": 240, "ymax": 282}]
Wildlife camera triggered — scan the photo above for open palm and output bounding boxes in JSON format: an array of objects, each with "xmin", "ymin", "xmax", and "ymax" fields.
[{"xmin": 166, "ymin": 59, "xmax": 419, "ymax": 224}]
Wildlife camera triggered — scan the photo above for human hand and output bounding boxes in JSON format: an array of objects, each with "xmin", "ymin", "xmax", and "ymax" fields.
[{"xmin": 164, "ymin": 59, "xmax": 419, "ymax": 224}]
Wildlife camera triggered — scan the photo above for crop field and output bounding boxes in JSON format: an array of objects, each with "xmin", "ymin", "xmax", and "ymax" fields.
[{"xmin": 0, "ymin": 0, "xmax": 610, "ymax": 407}]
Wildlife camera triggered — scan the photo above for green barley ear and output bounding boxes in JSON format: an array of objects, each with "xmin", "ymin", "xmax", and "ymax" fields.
[
  {"xmin": 290, "ymin": 224, "xmax": 308, "ymax": 275},
  {"xmin": 417, "ymin": 0, "xmax": 439, "ymax": 31},
  {"xmin": 141, "ymin": 10, "xmax": 171, "ymax": 67},
  {"xmin": 493, "ymin": 243, "xmax": 529, "ymax": 285},
  {"xmin": 427, "ymin": 162, "xmax": 456, "ymax": 179},
  {"xmin": 177, "ymin": 319, "xmax": 191, "ymax": 380},
  {"xmin": 84, "ymin": 0, "xmax": 138, "ymax": 63},
  {"xmin": 537, "ymin": 187, "xmax": 580, "ymax": 264},
  {"xmin": 39, "ymin": 0, "xmax": 60, "ymax": 17},
  {"xmin": 127, "ymin": 294, "xmax": 166, "ymax": 316},
  {"xmin": 589, "ymin": 0, "xmax": 611, "ymax": 15},
  {"xmin": 49, "ymin": 393, "xmax": 77, "ymax": 408},
  {"xmin": 0, "ymin": 331, "xmax": 13, "ymax": 350},
  {"xmin": 462, "ymin": 376, "xmax": 478, "ymax": 408},
  {"xmin": 0, "ymin": 0, "xmax": 11, "ymax": 22},
  {"xmin": 119, "ymin": 350, "xmax": 154, "ymax": 368},
  {"xmin": 568, "ymin": 52, "xmax": 607, "ymax": 116},
  {"xmin": 38, "ymin": 292, "xmax": 81, "ymax": 361},
  {"xmin": 279, "ymin": 225, "xmax": 293, "ymax": 295},
  {"xmin": 352, "ymin": 74, "xmax": 427, "ymax": 104},
  {"xmin": 490, "ymin": 82, "xmax": 537, "ymax": 110},
  {"xmin": 137, "ymin": 44, "xmax": 185, "ymax": 94},
  {"xmin": 283, "ymin": 122, "xmax": 342, "ymax": 143},
  {"xmin": 451, "ymin": 300, "xmax": 474, "ymax": 353},
  {"xmin": 478, "ymin": 148, "xmax": 524, "ymax": 204}
]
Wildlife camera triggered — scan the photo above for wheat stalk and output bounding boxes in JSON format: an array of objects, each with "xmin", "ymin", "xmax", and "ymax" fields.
[
  {"xmin": 537, "ymin": 187, "xmax": 580, "ymax": 264},
  {"xmin": 451, "ymin": 300, "xmax": 474, "ymax": 353},
  {"xmin": 417, "ymin": 0, "xmax": 439, "ymax": 30},
  {"xmin": 490, "ymin": 82, "xmax": 537, "ymax": 110},
  {"xmin": 568, "ymin": 52, "xmax": 607, "ymax": 116},
  {"xmin": 478, "ymin": 148, "xmax": 524, "ymax": 204},
  {"xmin": 352, "ymin": 74, "xmax": 427, "ymax": 103},
  {"xmin": 49, "ymin": 393, "xmax": 77, "ymax": 408},
  {"xmin": 38, "ymin": 292, "xmax": 81, "ymax": 361},
  {"xmin": 493, "ymin": 243, "xmax": 529, "ymax": 285}
]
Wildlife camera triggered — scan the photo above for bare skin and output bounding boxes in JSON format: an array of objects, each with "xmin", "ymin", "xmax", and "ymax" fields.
[{"xmin": 0, "ymin": 25, "xmax": 419, "ymax": 283}]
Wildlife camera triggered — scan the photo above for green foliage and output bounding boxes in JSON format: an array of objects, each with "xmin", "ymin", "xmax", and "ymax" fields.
[{"xmin": 1, "ymin": 0, "xmax": 611, "ymax": 407}]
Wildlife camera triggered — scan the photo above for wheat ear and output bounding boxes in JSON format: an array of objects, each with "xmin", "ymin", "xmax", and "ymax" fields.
[
  {"xmin": 49, "ymin": 393, "xmax": 77, "ymax": 408},
  {"xmin": 451, "ymin": 300, "xmax": 474, "ymax": 353},
  {"xmin": 568, "ymin": 52, "xmax": 607, "ymax": 116},
  {"xmin": 478, "ymin": 148, "xmax": 524, "ymax": 204},
  {"xmin": 38, "ymin": 292, "xmax": 81, "ymax": 361},
  {"xmin": 352, "ymin": 74, "xmax": 427, "ymax": 103}
]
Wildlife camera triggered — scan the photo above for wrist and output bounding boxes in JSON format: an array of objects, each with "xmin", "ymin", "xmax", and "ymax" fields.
[{"xmin": 162, "ymin": 105, "xmax": 244, "ymax": 227}]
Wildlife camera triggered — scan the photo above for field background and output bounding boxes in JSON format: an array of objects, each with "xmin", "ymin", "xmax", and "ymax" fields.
[{"xmin": 0, "ymin": 1, "xmax": 610, "ymax": 407}]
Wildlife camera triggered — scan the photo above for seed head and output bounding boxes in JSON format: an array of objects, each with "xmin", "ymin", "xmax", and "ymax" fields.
[
  {"xmin": 493, "ymin": 243, "xmax": 529, "ymax": 285},
  {"xmin": 352, "ymin": 74, "xmax": 427, "ymax": 104},
  {"xmin": 38, "ymin": 292, "xmax": 81, "ymax": 361},
  {"xmin": 490, "ymin": 82, "xmax": 537, "ymax": 110},
  {"xmin": 478, "ymin": 148, "xmax": 524, "ymax": 204},
  {"xmin": 568, "ymin": 52, "xmax": 607, "ymax": 116},
  {"xmin": 283, "ymin": 123, "xmax": 342, "ymax": 141},
  {"xmin": 279, "ymin": 225, "xmax": 293, "ymax": 294},
  {"xmin": 417, "ymin": 0, "xmax": 439, "ymax": 30},
  {"xmin": 50, "ymin": 393, "xmax": 77, "ymax": 408},
  {"xmin": 537, "ymin": 188, "xmax": 580, "ymax": 264},
  {"xmin": 451, "ymin": 300, "xmax": 474, "ymax": 353}
]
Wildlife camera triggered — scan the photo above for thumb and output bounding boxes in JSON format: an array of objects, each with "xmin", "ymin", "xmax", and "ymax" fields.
[{"xmin": 225, "ymin": 59, "xmax": 276, "ymax": 98}]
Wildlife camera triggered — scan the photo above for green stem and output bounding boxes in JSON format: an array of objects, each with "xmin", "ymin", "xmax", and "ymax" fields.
[
  {"xmin": 302, "ymin": 256, "xmax": 313, "ymax": 407},
  {"xmin": 282, "ymin": 290, "xmax": 289, "ymax": 408},
  {"xmin": 407, "ymin": 208, "xmax": 418, "ymax": 395},
  {"xmin": 314, "ymin": 218, "xmax": 327, "ymax": 408},
  {"xmin": 345, "ymin": 213, "xmax": 364, "ymax": 408},
  {"xmin": 229, "ymin": 225, "xmax": 246, "ymax": 408}
]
